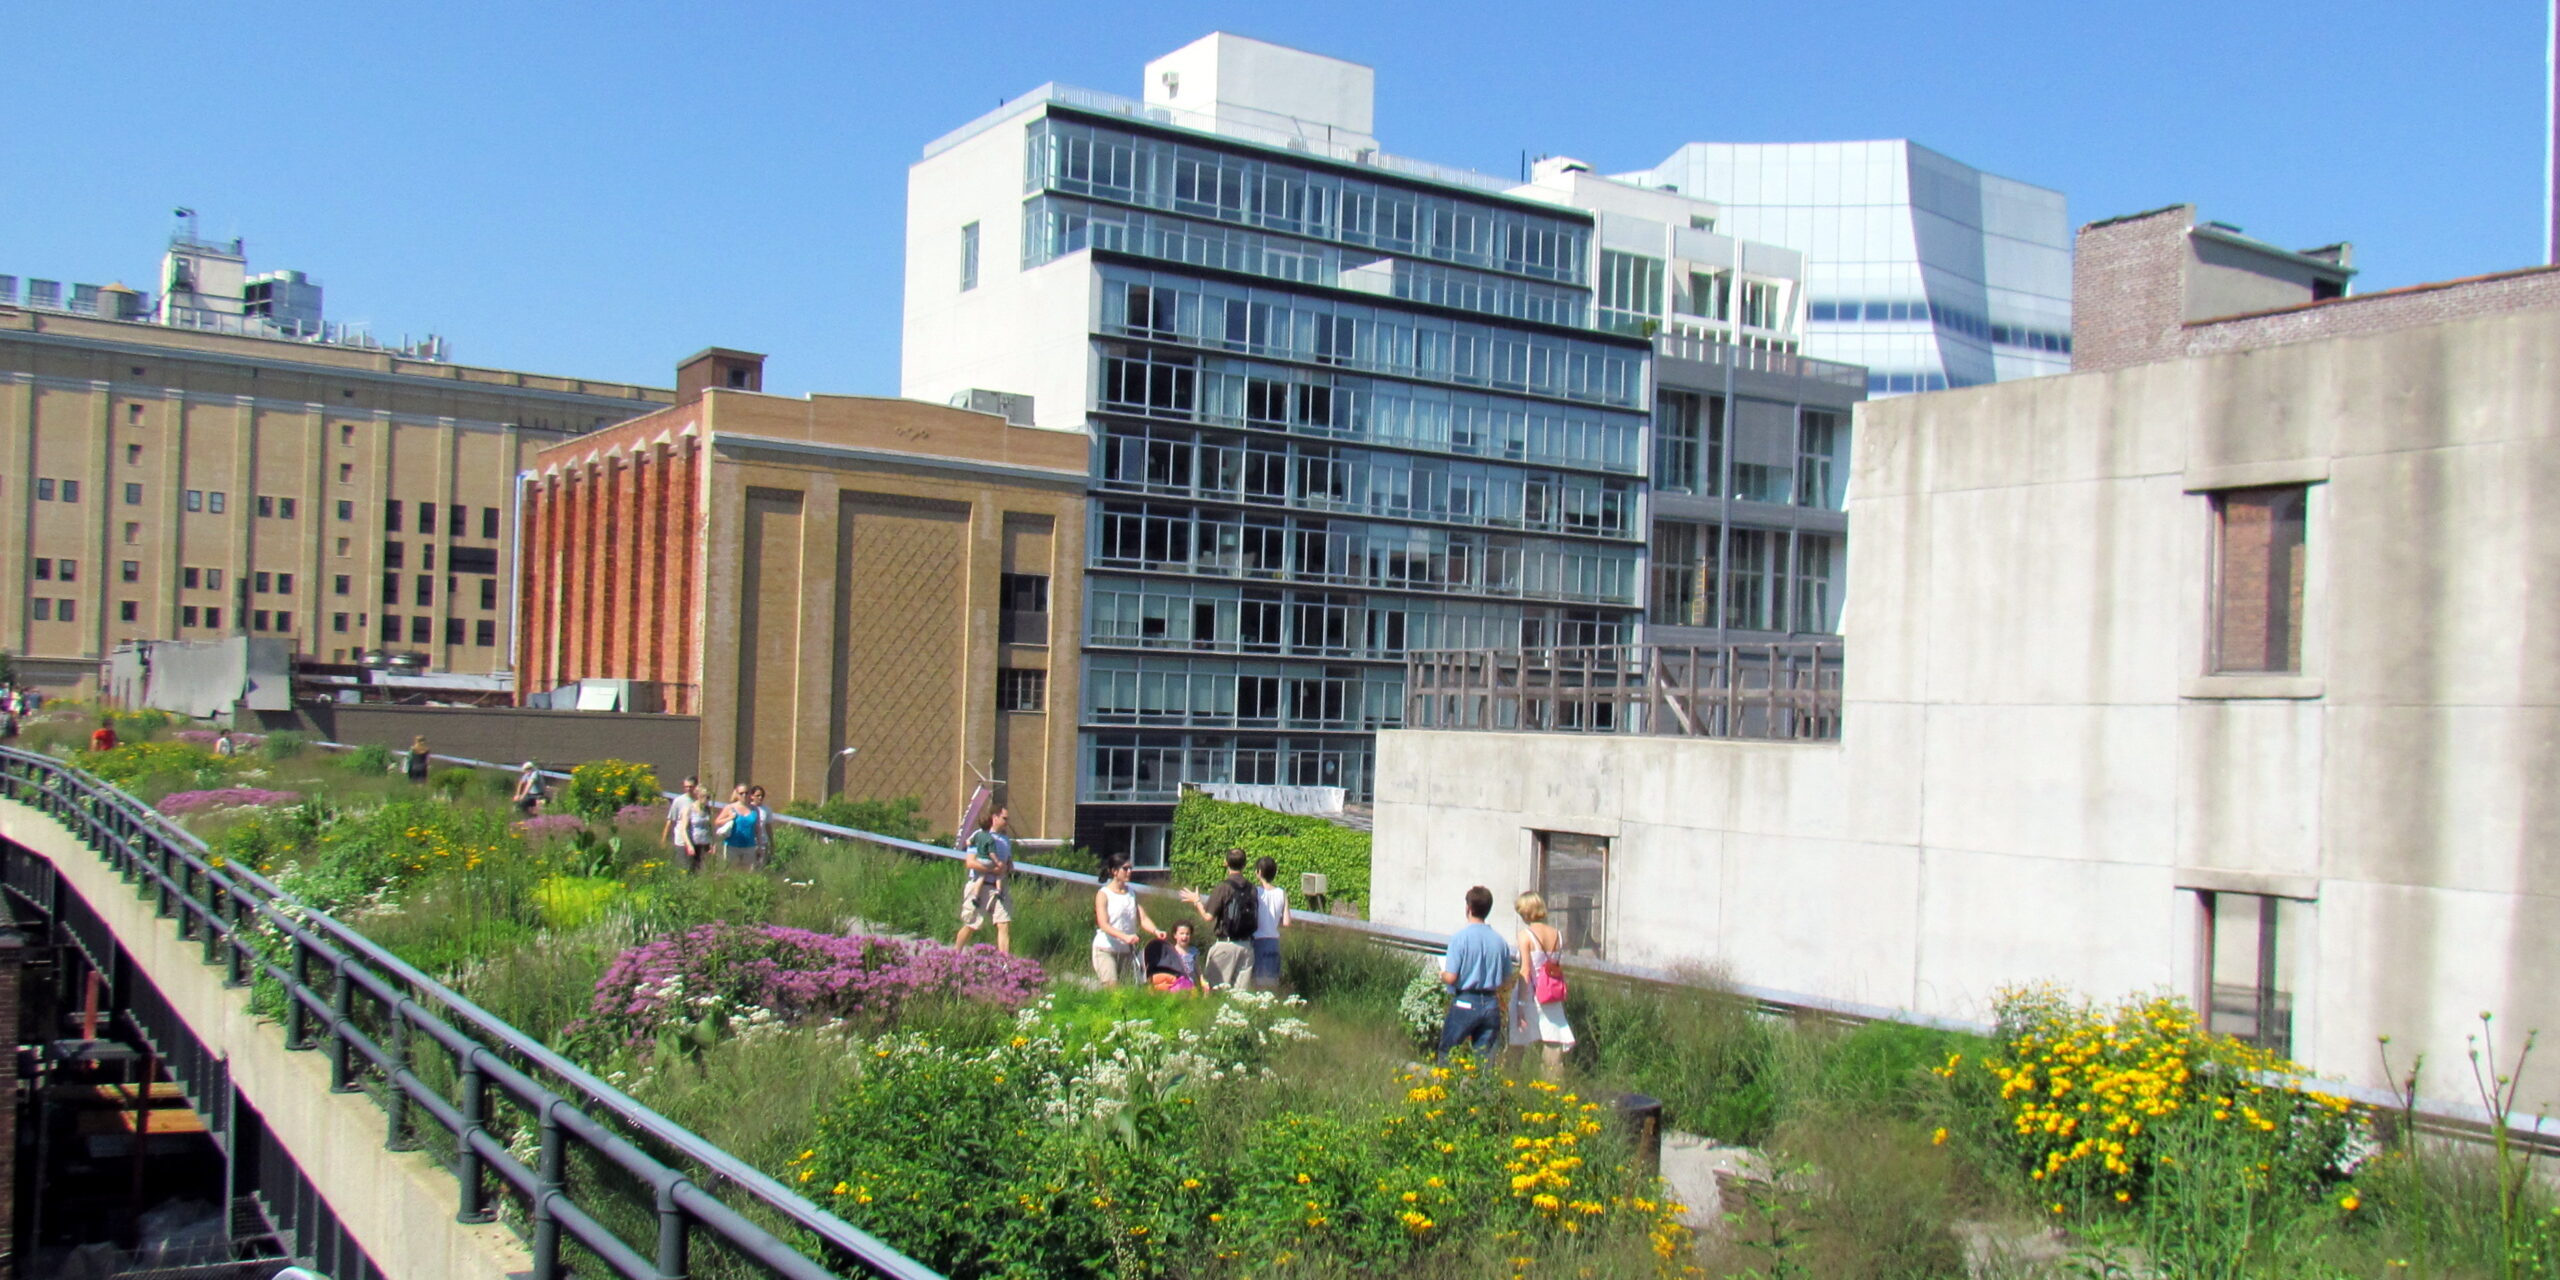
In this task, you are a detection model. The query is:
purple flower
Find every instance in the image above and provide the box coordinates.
[159,787,301,816]
[614,803,660,826]
[516,814,585,838]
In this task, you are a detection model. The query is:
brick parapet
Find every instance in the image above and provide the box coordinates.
[2182,266,2560,360]
[2070,204,2196,375]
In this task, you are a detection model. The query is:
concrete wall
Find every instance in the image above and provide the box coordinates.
[1374,299,2560,1105]
[252,703,701,782]
[0,798,529,1279]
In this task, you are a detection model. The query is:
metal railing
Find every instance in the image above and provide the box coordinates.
[1651,331,1871,390]
[1404,642,1843,740]
[0,746,940,1280]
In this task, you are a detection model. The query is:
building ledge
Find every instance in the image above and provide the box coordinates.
[2181,674,2323,701]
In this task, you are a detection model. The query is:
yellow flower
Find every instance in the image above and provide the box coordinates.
[1296,1172,1311,1184]
[1182,1178,1201,1189]
[1931,1127,1948,1146]
[2341,1192,2361,1212]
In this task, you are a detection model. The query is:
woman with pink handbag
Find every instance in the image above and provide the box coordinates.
[1509,892,1577,1074]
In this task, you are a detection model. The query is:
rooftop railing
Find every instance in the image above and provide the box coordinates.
[922,82,1519,194]
[1404,642,1844,740]
[1652,331,1870,391]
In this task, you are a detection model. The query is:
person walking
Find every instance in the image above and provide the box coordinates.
[665,778,714,874]
[402,735,432,783]
[1508,892,1576,1075]
[1090,855,1164,985]
[1436,885,1515,1065]
[1250,855,1291,991]
[717,785,774,870]
[955,806,1016,954]
[1178,848,1258,992]
[512,761,547,815]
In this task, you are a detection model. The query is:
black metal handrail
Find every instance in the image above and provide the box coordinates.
[0,746,940,1280]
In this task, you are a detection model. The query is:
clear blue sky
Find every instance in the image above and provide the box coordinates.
[7,1,2548,396]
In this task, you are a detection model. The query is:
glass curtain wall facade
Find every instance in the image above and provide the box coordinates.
[1619,141,2070,396]
[1030,113,1650,832]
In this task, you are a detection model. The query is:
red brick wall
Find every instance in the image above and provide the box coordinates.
[516,424,706,712]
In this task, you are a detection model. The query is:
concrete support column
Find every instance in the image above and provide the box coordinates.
[0,917,22,1280]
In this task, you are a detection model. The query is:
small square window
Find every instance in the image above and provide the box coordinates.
[278,572,294,594]
[385,499,403,528]
[57,559,75,582]
[185,489,203,512]
[31,558,50,581]
[279,497,297,520]
[206,491,223,513]
[1534,830,1610,959]
[481,507,500,539]
[418,502,436,534]
[449,504,467,537]
[206,568,223,591]
[340,424,355,445]
[59,599,76,622]
[380,615,400,642]
[257,495,275,518]
[60,480,77,503]
[183,567,201,589]
[409,616,431,643]
[35,599,53,621]
[480,578,498,609]
[35,479,53,501]
[338,462,354,483]
[422,544,437,572]
[123,523,139,545]
[127,403,144,424]
[996,668,1047,712]
[382,574,400,604]
[334,574,350,596]
[118,600,137,622]
[182,605,199,627]
[123,482,142,505]
[332,612,349,633]
[252,609,270,632]
[383,540,404,568]
[415,578,433,606]
[205,607,221,628]
[254,571,271,593]
[120,561,138,583]
[475,619,496,646]
[445,617,464,645]
[125,443,142,464]
[276,610,293,632]
[337,500,353,521]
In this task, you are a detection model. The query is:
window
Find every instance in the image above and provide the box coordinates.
[183,567,201,589]
[252,609,270,632]
[185,489,203,511]
[277,572,294,593]
[206,568,224,591]
[118,600,137,622]
[384,499,403,528]
[422,544,436,572]
[445,617,464,645]
[481,507,500,539]
[997,668,1048,712]
[125,443,142,464]
[276,611,293,632]
[1795,535,1841,634]
[340,424,355,446]
[448,503,466,537]
[334,538,349,557]
[182,605,199,627]
[61,480,79,503]
[1795,410,1845,510]
[338,462,354,483]
[127,403,144,424]
[204,607,219,628]
[1535,831,1609,959]
[479,578,498,609]
[280,497,297,520]
[380,615,400,642]
[124,483,142,505]
[1000,572,1050,644]
[333,612,349,633]
[452,545,496,574]
[254,571,271,593]
[1596,251,1663,334]
[383,540,405,568]
[56,559,73,582]
[257,495,275,518]
[31,599,49,621]
[334,574,350,596]
[123,523,139,545]
[415,577,433,606]
[409,616,431,643]
[475,619,497,646]
[417,502,435,534]
[960,221,981,291]
[57,599,74,622]
[35,479,53,501]
[206,490,223,513]
[337,500,353,521]
[382,574,400,604]
[2197,890,2303,1055]
[30,559,49,581]
[1107,823,1170,871]
[120,560,138,583]
[2211,486,2308,674]
[1739,281,1780,330]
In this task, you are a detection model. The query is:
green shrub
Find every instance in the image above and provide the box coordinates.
[78,739,235,789]
[561,758,658,822]
[259,730,308,761]
[1570,971,1781,1143]
[342,742,395,775]
[1168,789,1370,911]
[429,767,477,798]
[783,794,931,842]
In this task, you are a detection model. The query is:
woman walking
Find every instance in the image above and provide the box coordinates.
[511,761,546,815]
[1509,892,1576,1075]
[402,735,432,783]
[717,785,774,870]
[1090,856,1165,985]
[665,778,714,874]
[1250,855,1291,990]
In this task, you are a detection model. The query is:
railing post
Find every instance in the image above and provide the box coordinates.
[533,1106,566,1280]
[457,1058,491,1223]
[223,892,247,987]
[328,962,355,1092]
[655,1179,691,1280]
[285,935,311,1050]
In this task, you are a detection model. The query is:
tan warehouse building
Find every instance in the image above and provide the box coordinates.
[515,352,1087,837]
[0,304,672,689]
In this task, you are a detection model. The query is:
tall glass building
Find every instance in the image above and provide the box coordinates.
[1617,141,2071,395]
[903,34,1657,859]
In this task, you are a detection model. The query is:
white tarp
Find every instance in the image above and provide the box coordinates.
[1193,783,1346,816]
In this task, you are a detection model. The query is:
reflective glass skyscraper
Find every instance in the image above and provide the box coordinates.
[1618,141,2071,395]
[903,34,1655,859]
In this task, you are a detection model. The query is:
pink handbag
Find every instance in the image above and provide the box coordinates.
[1532,955,1568,1005]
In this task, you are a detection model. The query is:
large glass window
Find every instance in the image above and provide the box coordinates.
[1093,502,1638,607]
[1723,528,1788,631]
[1534,831,1609,959]
[1597,251,1664,336]
[1649,521,1709,629]
[1794,534,1841,634]
[959,222,980,291]
[1795,410,1845,510]
[1083,731,1377,803]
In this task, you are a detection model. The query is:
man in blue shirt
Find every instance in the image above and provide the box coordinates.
[1437,885,1515,1063]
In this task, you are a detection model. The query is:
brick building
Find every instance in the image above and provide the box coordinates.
[515,351,1088,836]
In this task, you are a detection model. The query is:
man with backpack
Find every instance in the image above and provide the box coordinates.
[1179,847,1259,992]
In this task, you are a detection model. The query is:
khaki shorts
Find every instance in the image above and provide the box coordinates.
[960,883,1012,929]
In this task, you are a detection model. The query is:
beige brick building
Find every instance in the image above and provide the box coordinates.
[0,305,670,690]
[516,354,1088,837]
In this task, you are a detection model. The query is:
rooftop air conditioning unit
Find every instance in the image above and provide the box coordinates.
[950,388,1036,427]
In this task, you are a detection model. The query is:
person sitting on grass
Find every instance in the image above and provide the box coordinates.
[90,719,118,753]
[1145,922,1203,995]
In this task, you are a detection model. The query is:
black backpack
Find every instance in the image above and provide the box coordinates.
[1217,875,1259,940]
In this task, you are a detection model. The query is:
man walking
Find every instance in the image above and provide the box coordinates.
[1181,848,1259,992]
[1436,885,1514,1064]
[955,806,1016,954]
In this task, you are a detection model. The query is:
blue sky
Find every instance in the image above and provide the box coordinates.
[6,1,2548,396]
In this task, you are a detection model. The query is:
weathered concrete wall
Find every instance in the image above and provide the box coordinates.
[0,799,530,1279]
[1375,300,2560,1104]
[251,702,700,782]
